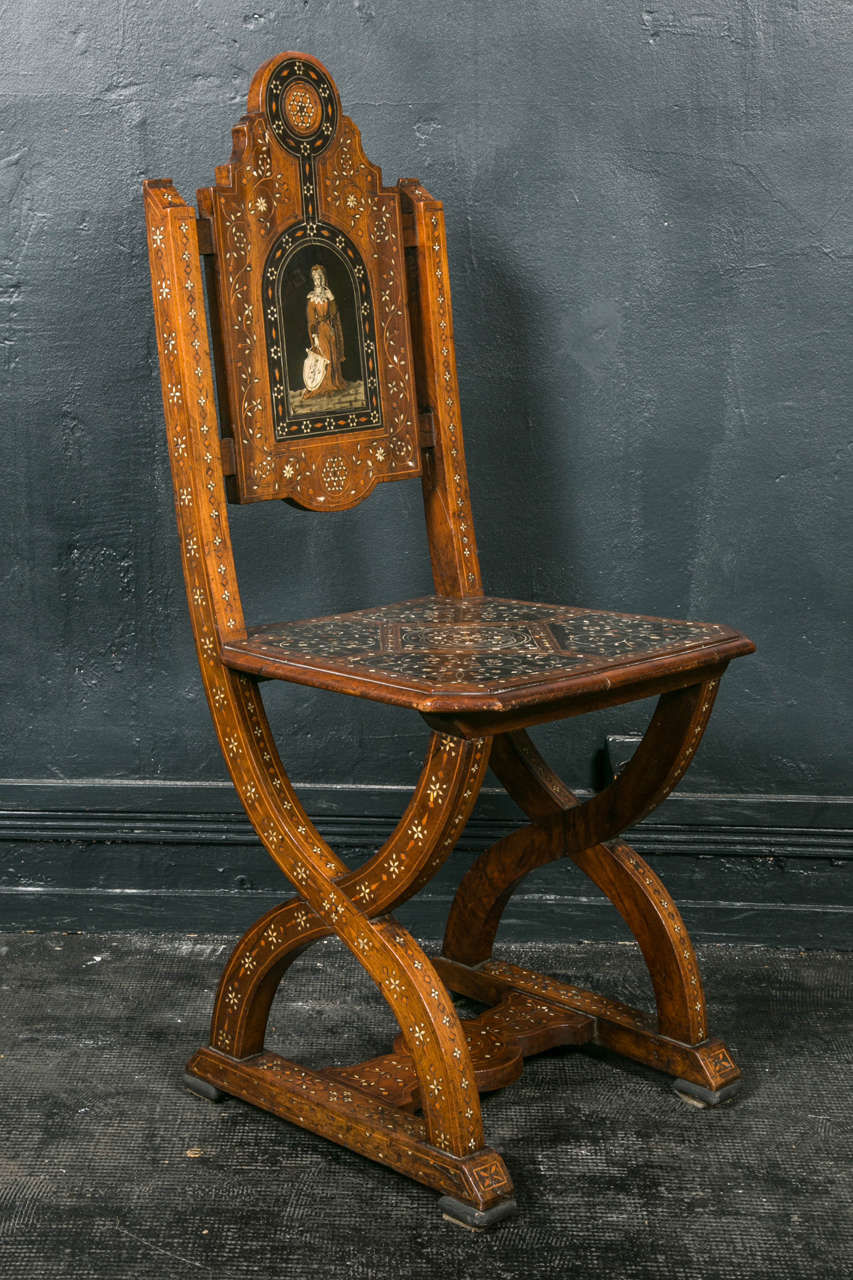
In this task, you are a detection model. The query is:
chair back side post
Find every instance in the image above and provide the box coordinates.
[399,181,483,599]
[144,179,248,652]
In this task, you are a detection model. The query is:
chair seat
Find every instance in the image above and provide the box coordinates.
[222,596,753,716]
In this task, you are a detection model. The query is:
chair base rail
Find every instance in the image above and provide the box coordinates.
[184,957,739,1225]
[434,956,742,1095]
[185,1044,515,1218]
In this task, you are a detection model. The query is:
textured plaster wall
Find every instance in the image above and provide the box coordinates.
[2,1,851,800]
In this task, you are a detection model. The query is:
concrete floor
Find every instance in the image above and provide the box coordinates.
[0,933,850,1279]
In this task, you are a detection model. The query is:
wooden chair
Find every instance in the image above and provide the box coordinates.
[143,52,754,1229]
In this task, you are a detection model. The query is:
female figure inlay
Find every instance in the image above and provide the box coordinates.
[302,264,346,399]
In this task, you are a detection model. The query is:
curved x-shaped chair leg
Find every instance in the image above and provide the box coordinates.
[184,671,516,1219]
[436,680,742,1103]
[204,724,489,1060]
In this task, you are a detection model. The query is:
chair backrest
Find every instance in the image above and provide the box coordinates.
[197,52,426,510]
[145,52,482,606]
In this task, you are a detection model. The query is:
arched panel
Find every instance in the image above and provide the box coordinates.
[199,52,421,509]
[264,227,382,441]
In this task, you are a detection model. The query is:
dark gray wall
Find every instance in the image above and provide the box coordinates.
[3,3,851,827]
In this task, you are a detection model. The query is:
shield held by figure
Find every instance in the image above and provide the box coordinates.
[303,346,328,392]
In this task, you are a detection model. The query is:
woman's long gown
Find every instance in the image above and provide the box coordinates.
[303,295,346,400]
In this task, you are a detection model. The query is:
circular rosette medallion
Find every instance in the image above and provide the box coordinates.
[283,80,322,135]
[321,455,349,494]
[265,57,338,156]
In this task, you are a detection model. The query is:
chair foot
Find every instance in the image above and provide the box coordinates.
[438,1195,518,1231]
[183,1070,229,1103]
[673,1076,740,1108]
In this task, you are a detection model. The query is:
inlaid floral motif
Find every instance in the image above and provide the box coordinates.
[426,209,477,589]
[325,123,375,229]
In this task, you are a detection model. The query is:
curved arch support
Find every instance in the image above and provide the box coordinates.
[442,681,720,1043]
[210,725,490,1059]
[209,679,495,1156]
[197,671,493,1158]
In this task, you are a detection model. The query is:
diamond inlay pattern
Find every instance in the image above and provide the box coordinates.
[226,596,736,700]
